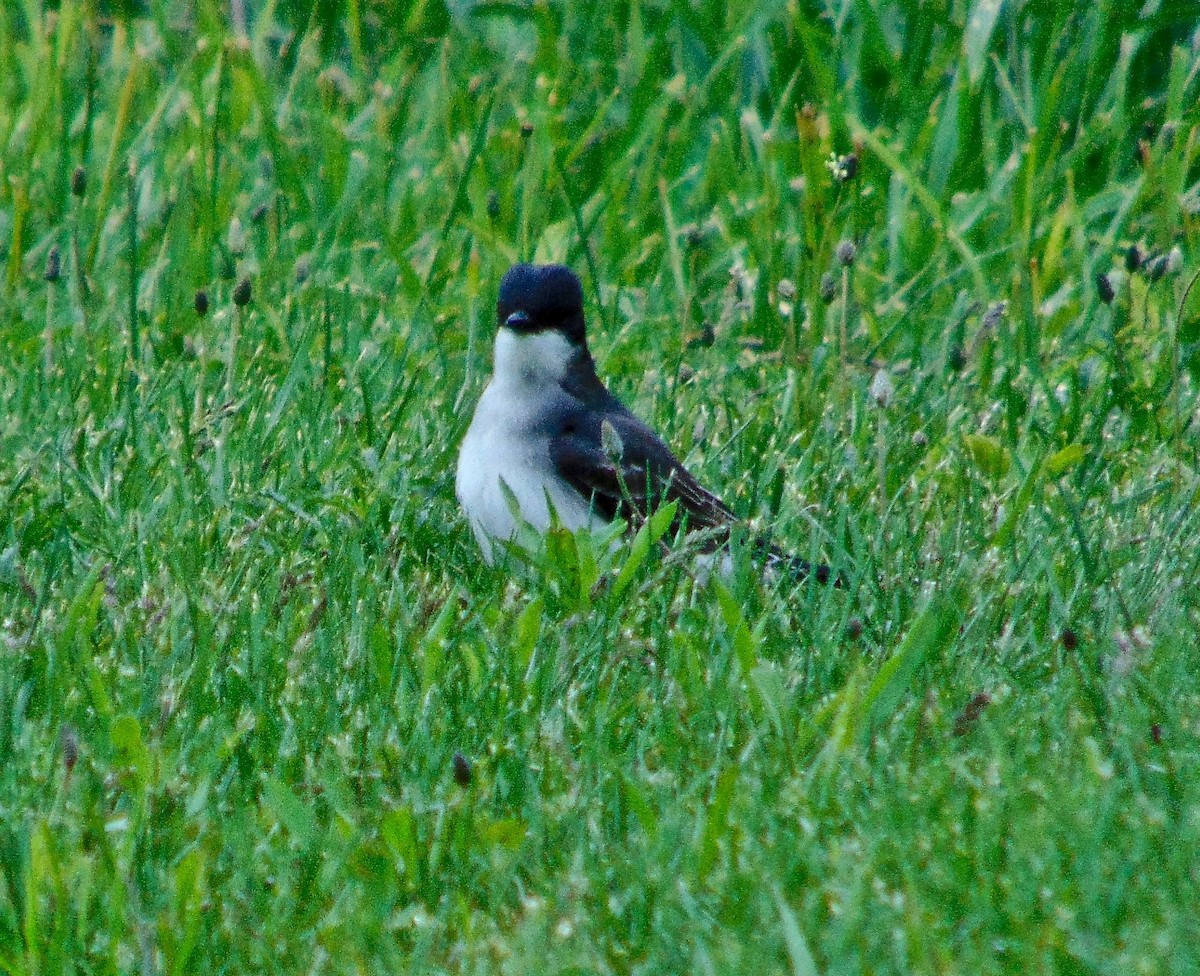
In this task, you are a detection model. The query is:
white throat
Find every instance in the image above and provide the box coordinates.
[492,328,577,389]
[456,327,596,563]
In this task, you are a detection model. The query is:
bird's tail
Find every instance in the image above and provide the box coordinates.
[670,523,843,587]
[757,540,844,587]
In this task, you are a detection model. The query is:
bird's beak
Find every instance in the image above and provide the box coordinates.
[504,310,533,331]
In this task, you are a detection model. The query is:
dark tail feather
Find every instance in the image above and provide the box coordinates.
[684,526,844,587]
[760,542,845,587]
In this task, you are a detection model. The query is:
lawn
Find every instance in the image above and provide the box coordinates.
[2,1,1200,972]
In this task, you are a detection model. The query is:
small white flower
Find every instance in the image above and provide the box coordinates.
[825,152,858,182]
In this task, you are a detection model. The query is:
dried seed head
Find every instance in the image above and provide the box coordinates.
[194,290,209,316]
[520,121,534,139]
[233,278,252,307]
[1151,723,1162,744]
[685,322,715,349]
[1096,272,1114,304]
[680,223,705,250]
[952,692,992,736]
[777,278,797,301]
[1125,244,1144,272]
[981,300,1007,330]
[452,752,471,787]
[44,246,61,283]
[60,725,79,776]
[251,203,270,225]
[1060,628,1077,650]
[1144,254,1169,282]
[835,239,857,266]
[819,271,837,303]
[71,165,87,197]
[912,430,929,448]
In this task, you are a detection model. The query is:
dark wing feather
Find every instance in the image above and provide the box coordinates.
[549,406,735,532]
[548,383,842,585]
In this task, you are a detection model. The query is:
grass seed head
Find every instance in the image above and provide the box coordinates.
[681,222,706,250]
[233,278,252,307]
[981,301,1007,330]
[1144,254,1169,282]
[452,752,472,787]
[952,692,992,736]
[60,725,79,776]
[819,271,836,303]
[194,290,209,316]
[44,246,61,283]
[227,217,246,256]
[869,369,894,408]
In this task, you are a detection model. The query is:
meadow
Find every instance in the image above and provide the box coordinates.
[2,0,1200,972]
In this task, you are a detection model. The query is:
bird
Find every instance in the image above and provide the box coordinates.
[455,263,836,584]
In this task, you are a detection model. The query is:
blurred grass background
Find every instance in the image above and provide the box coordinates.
[2,0,1200,972]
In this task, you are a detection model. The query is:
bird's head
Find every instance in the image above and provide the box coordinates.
[493,264,590,386]
[497,264,587,345]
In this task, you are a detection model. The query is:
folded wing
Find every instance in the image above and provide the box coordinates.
[549,407,735,532]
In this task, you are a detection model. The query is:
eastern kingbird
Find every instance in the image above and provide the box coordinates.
[456,263,835,583]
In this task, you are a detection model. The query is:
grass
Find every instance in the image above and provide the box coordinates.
[2,0,1200,972]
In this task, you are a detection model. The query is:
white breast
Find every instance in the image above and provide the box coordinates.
[455,331,601,563]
